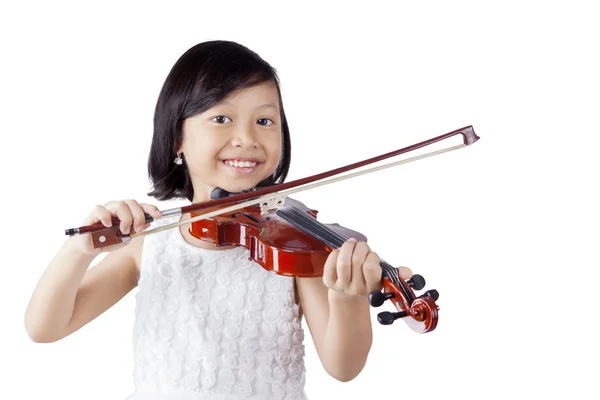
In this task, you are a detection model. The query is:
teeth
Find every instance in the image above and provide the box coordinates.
[225,160,257,168]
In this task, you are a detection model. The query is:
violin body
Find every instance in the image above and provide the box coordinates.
[189,196,438,333]
[189,197,367,278]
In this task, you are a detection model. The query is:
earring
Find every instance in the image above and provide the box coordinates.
[174,153,183,165]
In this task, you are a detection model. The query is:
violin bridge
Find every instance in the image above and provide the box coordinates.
[260,196,286,215]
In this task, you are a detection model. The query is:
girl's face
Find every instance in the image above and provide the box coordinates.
[179,81,283,202]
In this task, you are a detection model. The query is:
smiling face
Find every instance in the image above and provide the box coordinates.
[178,81,283,202]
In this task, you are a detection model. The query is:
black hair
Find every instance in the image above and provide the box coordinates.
[147,40,291,202]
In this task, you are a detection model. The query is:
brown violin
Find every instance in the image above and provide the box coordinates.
[65,125,480,333]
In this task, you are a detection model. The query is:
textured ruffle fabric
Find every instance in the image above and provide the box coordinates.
[126,391,307,400]
[127,216,307,400]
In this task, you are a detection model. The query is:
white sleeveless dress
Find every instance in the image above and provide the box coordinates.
[125,216,308,400]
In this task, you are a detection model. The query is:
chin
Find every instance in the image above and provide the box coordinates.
[219,180,262,194]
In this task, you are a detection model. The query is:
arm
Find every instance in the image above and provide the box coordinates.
[297,238,413,382]
[24,199,159,343]
[296,276,373,382]
[24,237,142,343]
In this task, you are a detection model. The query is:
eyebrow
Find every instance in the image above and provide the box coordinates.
[257,103,278,110]
[218,101,278,110]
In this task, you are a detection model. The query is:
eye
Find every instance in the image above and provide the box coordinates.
[212,116,232,124]
[257,118,274,126]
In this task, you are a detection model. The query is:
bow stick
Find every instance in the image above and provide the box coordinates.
[65,125,479,247]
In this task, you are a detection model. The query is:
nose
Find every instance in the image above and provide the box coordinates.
[230,122,258,149]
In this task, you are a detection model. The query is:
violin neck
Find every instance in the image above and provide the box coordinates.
[276,206,403,285]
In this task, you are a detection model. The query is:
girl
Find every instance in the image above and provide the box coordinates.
[24,40,412,400]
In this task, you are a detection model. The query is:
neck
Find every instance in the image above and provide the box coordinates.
[190,185,217,204]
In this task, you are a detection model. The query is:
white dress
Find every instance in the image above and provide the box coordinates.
[125,216,308,400]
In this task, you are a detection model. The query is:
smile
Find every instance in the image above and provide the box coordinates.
[223,159,259,168]
[221,158,262,174]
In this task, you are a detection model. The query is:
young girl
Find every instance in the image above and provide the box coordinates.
[24,40,412,400]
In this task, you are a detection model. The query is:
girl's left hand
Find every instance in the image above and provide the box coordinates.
[323,238,413,297]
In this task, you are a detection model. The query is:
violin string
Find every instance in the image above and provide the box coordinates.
[281,207,411,305]
[260,207,417,307]
[281,207,401,287]
[283,207,347,248]
[288,207,401,286]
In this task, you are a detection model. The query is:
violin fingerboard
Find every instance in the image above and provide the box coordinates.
[277,206,414,301]
[276,207,346,249]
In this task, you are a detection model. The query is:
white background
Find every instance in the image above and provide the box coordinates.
[1,1,599,399]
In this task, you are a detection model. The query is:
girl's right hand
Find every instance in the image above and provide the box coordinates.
[72,200,163,255]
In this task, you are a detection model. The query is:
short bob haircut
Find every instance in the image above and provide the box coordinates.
[147,40,291,202]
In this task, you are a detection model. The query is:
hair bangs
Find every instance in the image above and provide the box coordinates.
[183,53,278,119]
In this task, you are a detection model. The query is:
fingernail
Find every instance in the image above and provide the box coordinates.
[347,237,357,242]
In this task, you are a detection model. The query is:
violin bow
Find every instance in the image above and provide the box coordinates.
[65,125,479,247]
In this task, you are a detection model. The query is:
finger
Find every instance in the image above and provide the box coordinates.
[322,250,339,289]
[90,205,113,227]
[349,241,369,293]
[363,251,383,292]
[106,201,133,235]
[139,203,162,230]
[336,238,357,289]
[124,199,147,233]
[141,203,162,220]
[397,266,413,280]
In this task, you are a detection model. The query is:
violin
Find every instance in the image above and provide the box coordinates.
[65,125,480,333]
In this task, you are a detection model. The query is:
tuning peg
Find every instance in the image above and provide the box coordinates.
[377,311,408,325]
[407,274,426,290]
[369,290,395,307]
[420,289,439,301]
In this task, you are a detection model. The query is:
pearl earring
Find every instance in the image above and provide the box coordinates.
[174,154,183,165]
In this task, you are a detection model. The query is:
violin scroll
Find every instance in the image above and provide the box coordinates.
[369,263,439,333]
